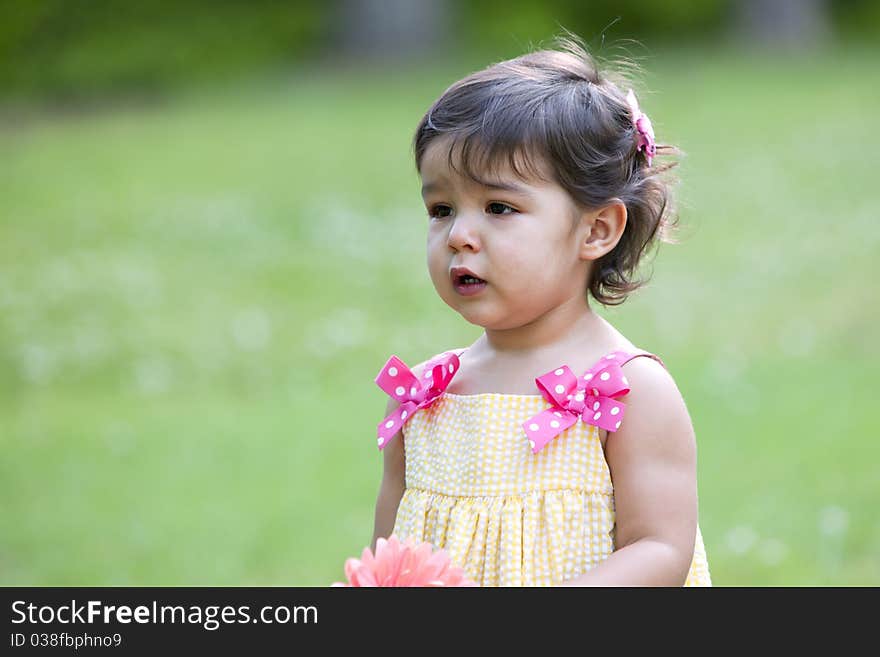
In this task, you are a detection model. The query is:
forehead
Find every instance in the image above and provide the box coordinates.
[419,136,555,194]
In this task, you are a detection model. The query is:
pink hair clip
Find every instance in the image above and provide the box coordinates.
[626,89,656,166]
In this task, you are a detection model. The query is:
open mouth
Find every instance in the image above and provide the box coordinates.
[452,272,487,296]
[456,274,485,285]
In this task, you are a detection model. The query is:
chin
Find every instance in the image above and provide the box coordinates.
[459,313,491,328]
[456,307,512,330]
[442,298,488,327]
[439,289,511,330]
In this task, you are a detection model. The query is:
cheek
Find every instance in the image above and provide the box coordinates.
[506,240,571,291]
[426,234,448,283]
[503,237,555,275]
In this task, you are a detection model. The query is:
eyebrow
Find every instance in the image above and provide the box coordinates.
[421,178,533,198]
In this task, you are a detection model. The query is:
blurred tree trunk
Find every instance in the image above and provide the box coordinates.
[731,0,831,48]
[330,0,453,60]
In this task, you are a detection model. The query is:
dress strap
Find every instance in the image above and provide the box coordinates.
[590,349,667,372]
[423,346,468,370]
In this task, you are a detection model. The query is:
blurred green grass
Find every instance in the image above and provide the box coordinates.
[1,45,878,586]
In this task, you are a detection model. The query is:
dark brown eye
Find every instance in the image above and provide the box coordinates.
[428,205,452,218]
[487,202,516,215]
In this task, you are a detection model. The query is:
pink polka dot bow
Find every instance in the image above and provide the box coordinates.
[374,352,460,450]
[522,354,631,454]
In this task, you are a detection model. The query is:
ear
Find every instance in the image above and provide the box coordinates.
[577,199,627,262]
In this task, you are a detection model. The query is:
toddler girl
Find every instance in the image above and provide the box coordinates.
[369,36,711,586]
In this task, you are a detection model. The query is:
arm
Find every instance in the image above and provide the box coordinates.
[370,360,426,552]
[559,356,698,586]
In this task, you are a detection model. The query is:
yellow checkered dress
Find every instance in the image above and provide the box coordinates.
[392,354,712,587]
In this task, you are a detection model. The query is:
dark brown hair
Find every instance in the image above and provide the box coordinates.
[413,35,680,307]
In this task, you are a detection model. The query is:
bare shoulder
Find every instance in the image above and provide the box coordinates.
[622,355,690,417]
[605,355,696,462]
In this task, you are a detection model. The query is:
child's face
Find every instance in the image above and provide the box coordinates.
[420,138,592,331]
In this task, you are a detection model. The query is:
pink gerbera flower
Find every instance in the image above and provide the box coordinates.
[333,535,476,587]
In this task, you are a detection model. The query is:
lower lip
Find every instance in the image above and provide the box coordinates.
[453,280,487,296]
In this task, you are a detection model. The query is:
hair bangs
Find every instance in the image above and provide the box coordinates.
[441,131,552,188]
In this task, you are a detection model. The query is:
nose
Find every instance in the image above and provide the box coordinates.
[446,210,481,252]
